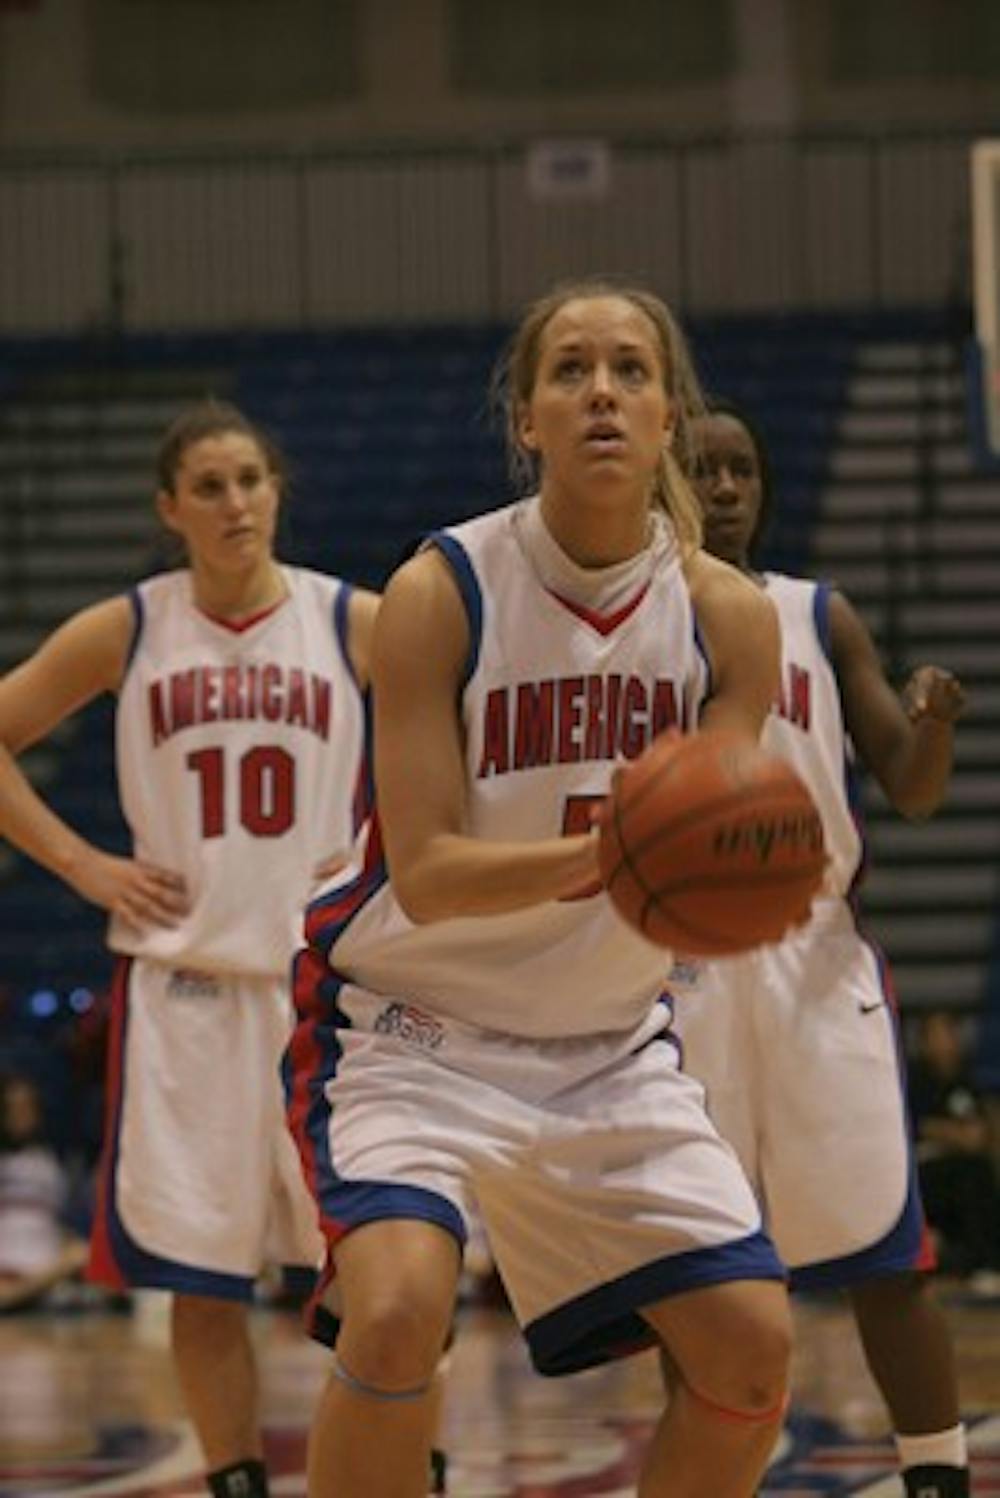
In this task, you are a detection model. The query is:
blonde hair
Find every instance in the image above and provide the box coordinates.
[492,277,704,555]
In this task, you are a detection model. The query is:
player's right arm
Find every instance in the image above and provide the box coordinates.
[685,551,780,741]
[373,549,599,924]
[829,591,964,819]
[0,598,189,925]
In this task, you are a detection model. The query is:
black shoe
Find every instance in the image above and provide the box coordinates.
[430,1447,448,1494]
[903,1464,970,1498]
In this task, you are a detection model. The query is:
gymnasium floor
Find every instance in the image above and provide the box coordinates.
[1,1283,998,1495]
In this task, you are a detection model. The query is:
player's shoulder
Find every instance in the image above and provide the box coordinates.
[128,568,202,633]
[761,570,825,614]
[430,500,520,564]
[283,563,345,599]
[686,549,770,617]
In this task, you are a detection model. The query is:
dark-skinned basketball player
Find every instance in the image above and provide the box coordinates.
[669,401,969,1498]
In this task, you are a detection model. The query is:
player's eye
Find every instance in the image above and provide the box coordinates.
[618,358,649,385]
[192,474,224,498]
[553,357,585,381]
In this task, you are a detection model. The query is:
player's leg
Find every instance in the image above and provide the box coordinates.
[172,1295,267,1494]
[850,1271,968,1498]
[308,1219,460,1498]
[757,917,970,1498]
[480,1032,789,1498]
[89,961,291,1494]
[641,1279,791,1497]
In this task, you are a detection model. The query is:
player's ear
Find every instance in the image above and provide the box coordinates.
[516,403,540,453]
[662,400,676,448]
[156,489,181,534]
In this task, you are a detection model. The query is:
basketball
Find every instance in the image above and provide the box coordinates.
[598,729,826,956]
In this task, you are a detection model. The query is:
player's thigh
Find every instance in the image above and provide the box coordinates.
[482,1044,773,1330]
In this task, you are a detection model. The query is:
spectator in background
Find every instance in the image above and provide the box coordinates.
[0,1071,88,1312]
[908,1010,1000,1297]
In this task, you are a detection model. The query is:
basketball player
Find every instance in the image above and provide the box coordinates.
[671,402,970,1498]
[0,402,377,1498]
[286,280,797,1498]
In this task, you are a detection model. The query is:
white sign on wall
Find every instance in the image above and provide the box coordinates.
[526,139,612,200]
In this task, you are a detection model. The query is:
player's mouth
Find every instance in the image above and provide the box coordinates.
[704,510,747,535]
[582,422,626,452]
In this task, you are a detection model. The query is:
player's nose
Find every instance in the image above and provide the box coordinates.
[221,479,249,512]
[588,363,616,405]
[712,463,739,499]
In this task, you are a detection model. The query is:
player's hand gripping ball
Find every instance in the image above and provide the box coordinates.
[598,729,826,955]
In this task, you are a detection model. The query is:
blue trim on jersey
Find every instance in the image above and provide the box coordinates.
[354,688,375,834]
[122,587,145,677]
[526,1229,785,1378]
[105,963,255,1302]
[304,853,389,958]
[333,582,359,689]
[812,580,834,663]
[789,1166,926,1292]
[692,616,713,703]
[428,532,483,688]
[318,1179,466,1251]
[283,958,351,1219]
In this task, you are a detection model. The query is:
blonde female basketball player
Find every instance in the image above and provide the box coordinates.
[0,401,377,1498]
[287,281,795,1498]
[672,401,969,1498]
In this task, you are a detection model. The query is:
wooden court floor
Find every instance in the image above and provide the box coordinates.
[1,1284,998,1496]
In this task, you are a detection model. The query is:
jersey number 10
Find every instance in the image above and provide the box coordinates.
[186,746,295,838]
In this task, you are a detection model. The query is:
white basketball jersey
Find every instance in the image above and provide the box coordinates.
[761,573,863,897]
[112,567,367,978]
[318,502,709,1039]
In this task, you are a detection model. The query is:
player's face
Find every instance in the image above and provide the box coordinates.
[518,296,673,500]
[690,413,762,568]
[157,432,280,571]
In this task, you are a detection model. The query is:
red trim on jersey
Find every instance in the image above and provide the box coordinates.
[548,582,650,636]
[86,958,131,1290]
[197,597,287,633]
[286,945,332,1203]
[303,815,385,949]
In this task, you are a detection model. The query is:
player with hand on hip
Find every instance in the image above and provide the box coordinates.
[0,401,377,1498]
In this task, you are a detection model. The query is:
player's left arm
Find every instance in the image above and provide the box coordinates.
[686,552,780,741]
[828,590,965,820]
[345,587,380,689]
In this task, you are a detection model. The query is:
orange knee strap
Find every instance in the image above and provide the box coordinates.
[686,1382,789,1427]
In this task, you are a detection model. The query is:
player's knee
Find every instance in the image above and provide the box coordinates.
[340,1291,449,1388]
[697,1300,792,1414]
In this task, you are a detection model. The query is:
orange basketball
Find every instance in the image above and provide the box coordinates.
[598,729,826,956]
